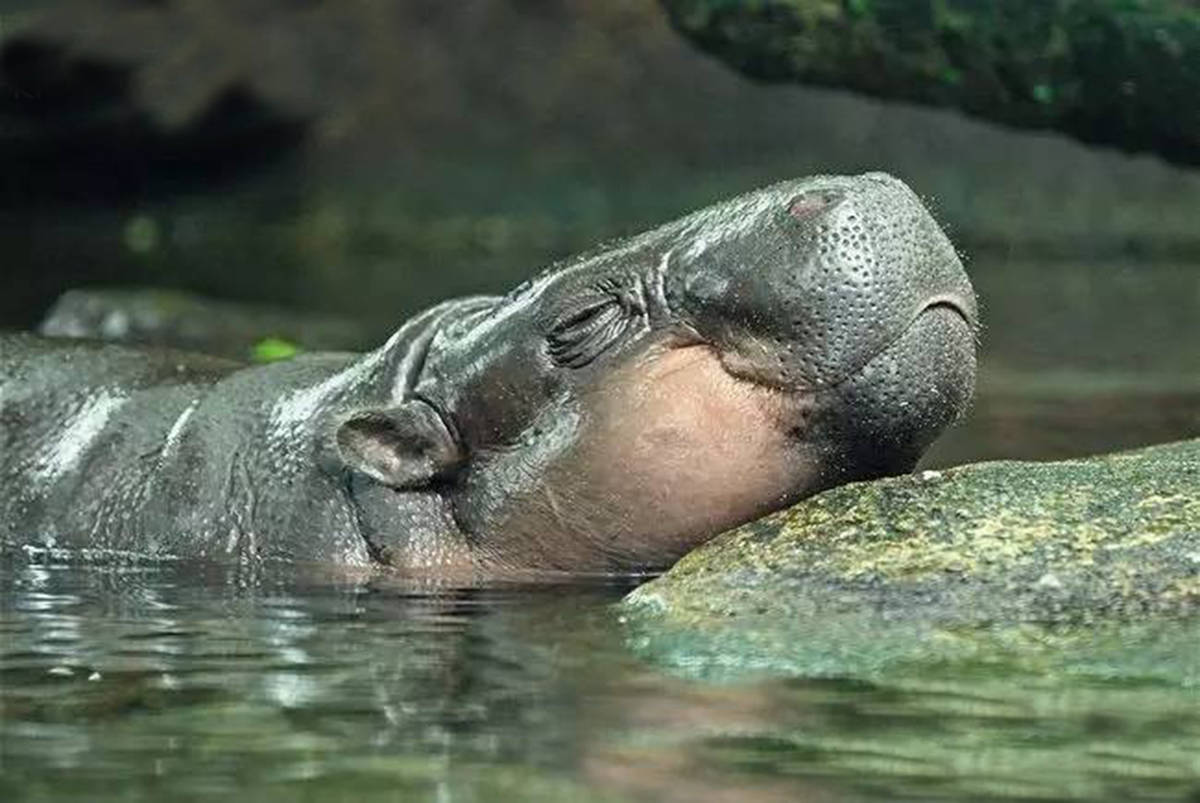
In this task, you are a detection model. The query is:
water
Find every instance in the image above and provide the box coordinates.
[1,255,1198,802]
[5,554,1200,802]
[0,559,639,803]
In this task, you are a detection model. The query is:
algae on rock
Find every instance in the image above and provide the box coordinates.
[622,438,1200,680]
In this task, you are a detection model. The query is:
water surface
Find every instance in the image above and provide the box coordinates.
[5,551,1200,802]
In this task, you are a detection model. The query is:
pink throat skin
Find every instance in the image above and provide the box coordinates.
[478,345,820,573]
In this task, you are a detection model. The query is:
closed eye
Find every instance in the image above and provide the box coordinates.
[547,297,630,368]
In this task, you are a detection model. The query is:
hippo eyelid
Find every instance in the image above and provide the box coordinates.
[546,296,631,368]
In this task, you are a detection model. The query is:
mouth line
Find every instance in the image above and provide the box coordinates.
[820,294,975,390]
[692,292,976,395]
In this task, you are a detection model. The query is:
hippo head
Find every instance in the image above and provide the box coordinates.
[334,173,977,574]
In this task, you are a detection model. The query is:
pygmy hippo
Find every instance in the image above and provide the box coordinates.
[1,173,977,577]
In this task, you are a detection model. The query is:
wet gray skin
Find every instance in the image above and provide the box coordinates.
[0,173,976,577]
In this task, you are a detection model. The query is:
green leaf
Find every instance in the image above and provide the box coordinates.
[252,337,301,363]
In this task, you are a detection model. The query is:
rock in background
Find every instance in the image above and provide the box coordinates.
[38,287,371,361]
[661,0,1200,167]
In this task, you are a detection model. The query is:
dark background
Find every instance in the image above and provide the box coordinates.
[2,0,1197,327]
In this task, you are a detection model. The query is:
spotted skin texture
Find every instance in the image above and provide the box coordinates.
[1,173,977,578]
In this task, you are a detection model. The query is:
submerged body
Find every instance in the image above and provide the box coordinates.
[1,173,977,576]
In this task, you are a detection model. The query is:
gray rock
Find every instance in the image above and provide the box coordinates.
[39,287,374,361]
[622,438,1200,679]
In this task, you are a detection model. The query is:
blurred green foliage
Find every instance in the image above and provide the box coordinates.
[251,336,301,363]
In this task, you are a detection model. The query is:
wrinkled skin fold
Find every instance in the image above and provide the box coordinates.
[0,173,977,578]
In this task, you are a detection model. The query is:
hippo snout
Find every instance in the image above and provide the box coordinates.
[673,172,976,392]
[814,302,976,481]
[780,175,975,383]
[785,174,977,477]
[662,171,977,485]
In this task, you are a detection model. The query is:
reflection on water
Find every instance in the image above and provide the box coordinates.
[0,555,633,802]
[4,551,1200,803]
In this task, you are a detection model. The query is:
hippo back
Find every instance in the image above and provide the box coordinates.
[0,335,243,553]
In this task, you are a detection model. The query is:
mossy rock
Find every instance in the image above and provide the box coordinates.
[661,0,1200,168]
[621,439,1200,680]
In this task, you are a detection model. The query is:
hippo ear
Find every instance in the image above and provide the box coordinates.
[335,401,463,489]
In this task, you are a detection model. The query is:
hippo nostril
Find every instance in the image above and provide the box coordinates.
[787,190,844,222]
